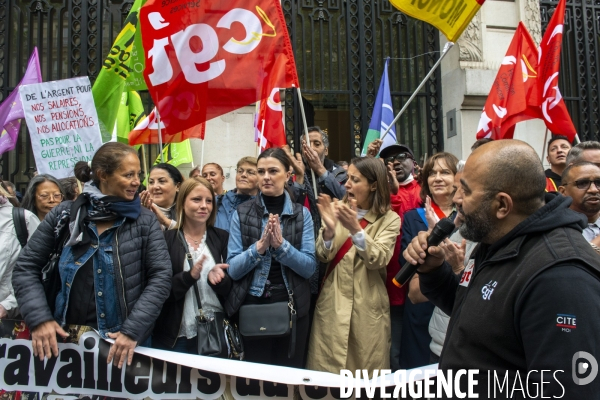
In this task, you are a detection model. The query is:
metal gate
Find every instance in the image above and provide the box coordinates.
[282,0,443,161]
[540,0,600,141]
[0,0,442,189]
[0,0,143,191]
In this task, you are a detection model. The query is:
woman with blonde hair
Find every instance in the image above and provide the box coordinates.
[307,157,400,373]
[152,177,231,354]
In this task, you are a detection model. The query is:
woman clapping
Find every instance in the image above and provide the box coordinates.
[307,157,400,374]
[153,177,230,354]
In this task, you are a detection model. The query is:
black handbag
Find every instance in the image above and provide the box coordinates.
[42,220,70,314]
[178,231,244,360]
[238,272,297,358]
[237,218,299,358]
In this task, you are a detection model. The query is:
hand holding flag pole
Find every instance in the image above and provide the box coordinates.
[380,42,455,144]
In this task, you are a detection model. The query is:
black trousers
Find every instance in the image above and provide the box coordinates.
[243,314,309,368]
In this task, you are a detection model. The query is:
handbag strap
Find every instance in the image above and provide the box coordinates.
[287,217,297,359]
[177,230,203,310]
[12,207,28,248]
[319,218,370,294]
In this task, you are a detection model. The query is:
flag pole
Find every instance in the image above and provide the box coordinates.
[295,86,319,198]
[381,42,454,143]
[540,127,549,163]
[258,119,265,158]
[156,108,164,163]
[200,138,205,169]
[141,144,149,179]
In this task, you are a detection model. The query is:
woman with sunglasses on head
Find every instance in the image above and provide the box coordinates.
[398,151,459,370]
[140,163,184,230]
[214,156,259,232]
[153,177,231,354]
[21,174,66,222]
[13,142,172,369]
[306,157,400,374]
[226,147,316,368]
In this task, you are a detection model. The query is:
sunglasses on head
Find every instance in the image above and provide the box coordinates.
[384,153,412,164]
[562,179,600,190]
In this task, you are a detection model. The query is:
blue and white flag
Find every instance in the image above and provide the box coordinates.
[361,58,396,156]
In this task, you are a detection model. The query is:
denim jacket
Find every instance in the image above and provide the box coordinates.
[54,219,124,338]
[226,192,316,296]
[214,189,254,232]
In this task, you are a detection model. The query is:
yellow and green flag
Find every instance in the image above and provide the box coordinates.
[112,91,145,144]
[389,0,484,42]
[154,140,193,167]
[92,0,145,142]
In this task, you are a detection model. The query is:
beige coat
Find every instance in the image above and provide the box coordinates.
[306,209,400,374]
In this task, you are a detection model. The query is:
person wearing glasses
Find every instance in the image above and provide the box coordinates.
[404,140,600,398]
[559,161,600,253]
[21,174,66,222]
[366,141,422,372]
[214,157,259,232]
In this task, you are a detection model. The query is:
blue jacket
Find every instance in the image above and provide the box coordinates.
[54,219,125,338]
[13,202,172,343]
[398,208,435,369]
[214,189,254,232]
[226,192,316,296]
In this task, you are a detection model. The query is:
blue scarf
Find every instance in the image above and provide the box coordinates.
[66,181,141,259]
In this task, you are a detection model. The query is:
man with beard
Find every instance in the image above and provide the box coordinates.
[559,162,600,253]
[366,139,422,372]
[545,135,572,190]
[403,139,600,398]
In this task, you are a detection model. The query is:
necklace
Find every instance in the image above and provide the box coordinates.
[184,231,203,246]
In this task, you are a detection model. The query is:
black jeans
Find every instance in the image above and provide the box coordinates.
[390,304,405,372]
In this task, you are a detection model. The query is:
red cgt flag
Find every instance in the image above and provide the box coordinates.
[537,0,577,141]
[134,0,299,145]
[476,23,540,140]
[255,88,286,151]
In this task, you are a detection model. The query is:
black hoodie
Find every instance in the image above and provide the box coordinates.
[419,193,600,399]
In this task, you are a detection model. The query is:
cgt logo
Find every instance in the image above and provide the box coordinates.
[572,351,598,385]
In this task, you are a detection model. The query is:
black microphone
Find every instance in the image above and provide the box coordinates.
[392,218,456,288]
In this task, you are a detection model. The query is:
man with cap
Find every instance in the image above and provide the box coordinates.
[367,138,422,372]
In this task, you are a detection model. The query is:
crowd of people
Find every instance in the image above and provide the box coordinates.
[1,126,599,396]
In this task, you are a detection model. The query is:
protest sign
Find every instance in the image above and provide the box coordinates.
[19,76,103,179]
[0,319,437,400]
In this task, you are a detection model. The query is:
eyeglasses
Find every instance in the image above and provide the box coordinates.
[562,179,600,190]
[236,168,257,176]
[384,153,412,165]
[37,193,63,201]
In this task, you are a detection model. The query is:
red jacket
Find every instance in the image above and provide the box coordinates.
[386,179,422,306]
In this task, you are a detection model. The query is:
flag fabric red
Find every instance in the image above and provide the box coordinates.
[137,0,299,144]
[476,23,540,140]
[255,87,286,151]
[129,107,205,144]
[537,0,576,141]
